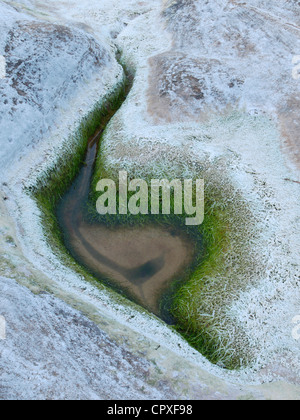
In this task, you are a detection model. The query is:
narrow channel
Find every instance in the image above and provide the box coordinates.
[56,70,196,320]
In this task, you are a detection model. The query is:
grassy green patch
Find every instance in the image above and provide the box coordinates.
[174,174,258,369]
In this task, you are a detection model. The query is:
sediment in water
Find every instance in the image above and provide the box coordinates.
[56,99,198,319]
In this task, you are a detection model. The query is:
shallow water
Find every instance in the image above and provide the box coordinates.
[63,221,194,316]
[56,106,196,319]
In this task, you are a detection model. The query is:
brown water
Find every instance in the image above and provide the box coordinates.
[56,122,196,319]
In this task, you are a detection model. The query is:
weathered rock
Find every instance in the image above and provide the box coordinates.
[0,3,114,174]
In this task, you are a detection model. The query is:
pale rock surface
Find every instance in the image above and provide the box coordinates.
[0,0,300,400]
